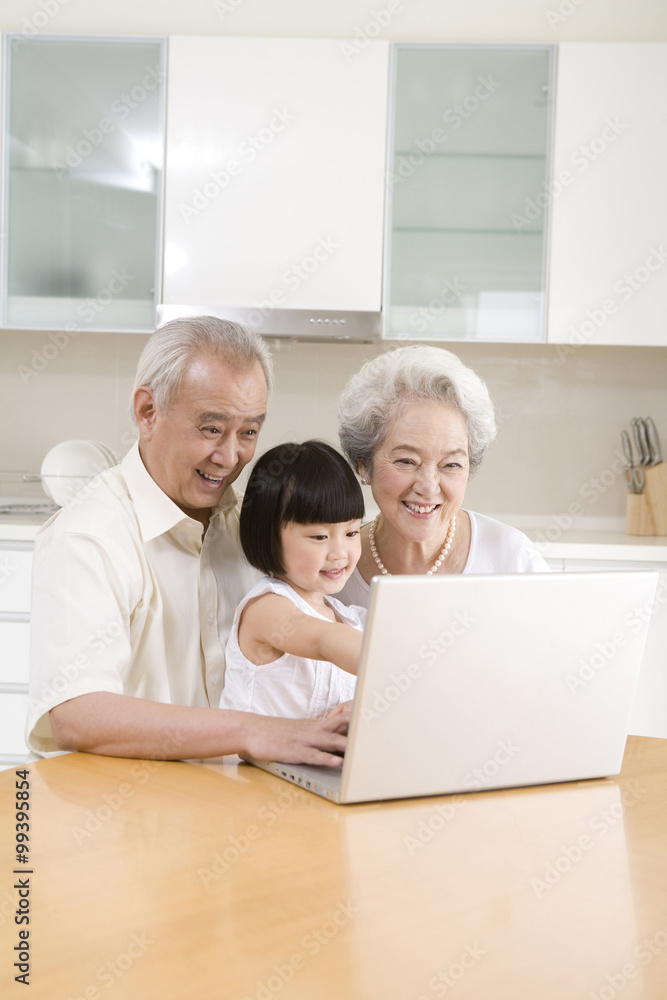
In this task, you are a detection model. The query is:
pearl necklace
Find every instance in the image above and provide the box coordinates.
[368,514,457,576]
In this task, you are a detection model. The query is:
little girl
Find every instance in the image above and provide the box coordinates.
[219,440,366,719]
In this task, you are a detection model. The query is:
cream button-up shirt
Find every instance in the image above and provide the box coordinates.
[26,442,260,754]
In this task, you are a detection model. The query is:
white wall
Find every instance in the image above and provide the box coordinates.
[1,0,665,42]
[2,0,667,521]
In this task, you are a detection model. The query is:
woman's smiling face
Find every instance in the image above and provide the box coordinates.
[365,399,470,542]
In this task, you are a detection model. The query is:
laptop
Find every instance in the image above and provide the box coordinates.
[240,571,658,804]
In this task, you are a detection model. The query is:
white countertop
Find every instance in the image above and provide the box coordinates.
[489,514,667,563]
[530,531,667,562]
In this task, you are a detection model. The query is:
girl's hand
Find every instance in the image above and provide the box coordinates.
[327,700,353,721]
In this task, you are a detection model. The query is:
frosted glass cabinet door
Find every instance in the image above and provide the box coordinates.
[163,37,389,313]
[3,35,166,332]
[385,45,554,342]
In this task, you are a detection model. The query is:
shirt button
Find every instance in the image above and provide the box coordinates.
[206,614,214,626]
[210,674,220,686]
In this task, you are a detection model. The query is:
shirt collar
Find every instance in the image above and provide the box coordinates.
[121,441,239,543]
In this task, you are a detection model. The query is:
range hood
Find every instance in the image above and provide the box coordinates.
[157,305,382,343]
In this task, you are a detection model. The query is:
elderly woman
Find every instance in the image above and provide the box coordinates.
[336,345,547,608]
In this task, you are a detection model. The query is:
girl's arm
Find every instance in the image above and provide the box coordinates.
[239,594,363,675]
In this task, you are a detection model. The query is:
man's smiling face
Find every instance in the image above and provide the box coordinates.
[135,352,268,524]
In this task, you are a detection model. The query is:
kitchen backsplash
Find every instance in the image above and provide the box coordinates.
[2,327,667,519]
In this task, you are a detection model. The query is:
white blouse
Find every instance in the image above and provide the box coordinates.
[337,510,550,609]
[220,577,366,719]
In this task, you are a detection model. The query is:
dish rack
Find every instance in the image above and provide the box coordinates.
[0,472,57,516]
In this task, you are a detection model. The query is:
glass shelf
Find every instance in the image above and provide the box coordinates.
[384,44,554,343]
[2,34,166,332]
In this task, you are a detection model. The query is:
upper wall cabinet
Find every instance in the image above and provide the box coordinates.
[384,45,554,342]
[2,34,166,332]
[548,44,667,348]
[162,37,389,336]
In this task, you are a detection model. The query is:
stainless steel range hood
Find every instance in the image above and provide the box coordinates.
[157,305,382,343]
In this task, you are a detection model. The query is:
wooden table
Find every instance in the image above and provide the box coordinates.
[1,737,666,999]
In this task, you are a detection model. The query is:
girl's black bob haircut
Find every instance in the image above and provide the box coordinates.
[240,440,364,577]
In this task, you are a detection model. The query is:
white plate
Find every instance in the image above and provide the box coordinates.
[40,440,115,507]
[87,440,119,468]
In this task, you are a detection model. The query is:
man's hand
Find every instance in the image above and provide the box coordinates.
[240,711,349,767]
[49,692,350,765]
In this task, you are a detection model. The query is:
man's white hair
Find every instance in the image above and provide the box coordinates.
[131,315,273,417]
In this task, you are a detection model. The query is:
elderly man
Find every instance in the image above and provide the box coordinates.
[26,316,348,765]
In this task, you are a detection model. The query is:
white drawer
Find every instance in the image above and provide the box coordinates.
[0,545,33,614]
[0,621,30,685]
[0,693,29,756]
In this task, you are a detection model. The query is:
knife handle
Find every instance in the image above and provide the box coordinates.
[645,417,663,465]
[632,419,646,464]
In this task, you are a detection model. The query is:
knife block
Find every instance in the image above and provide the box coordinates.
[626,462,667,536]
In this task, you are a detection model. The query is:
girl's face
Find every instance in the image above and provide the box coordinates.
[278,520,362,597]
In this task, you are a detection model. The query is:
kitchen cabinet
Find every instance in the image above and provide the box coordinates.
[0,541,32,768]
[2,34,166,332]
[548,43,667,347]
[1,36,665,348]
[162,36,389,337]
[383,44,554,342]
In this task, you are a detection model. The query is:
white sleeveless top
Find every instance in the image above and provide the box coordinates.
[220,577,365,719]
